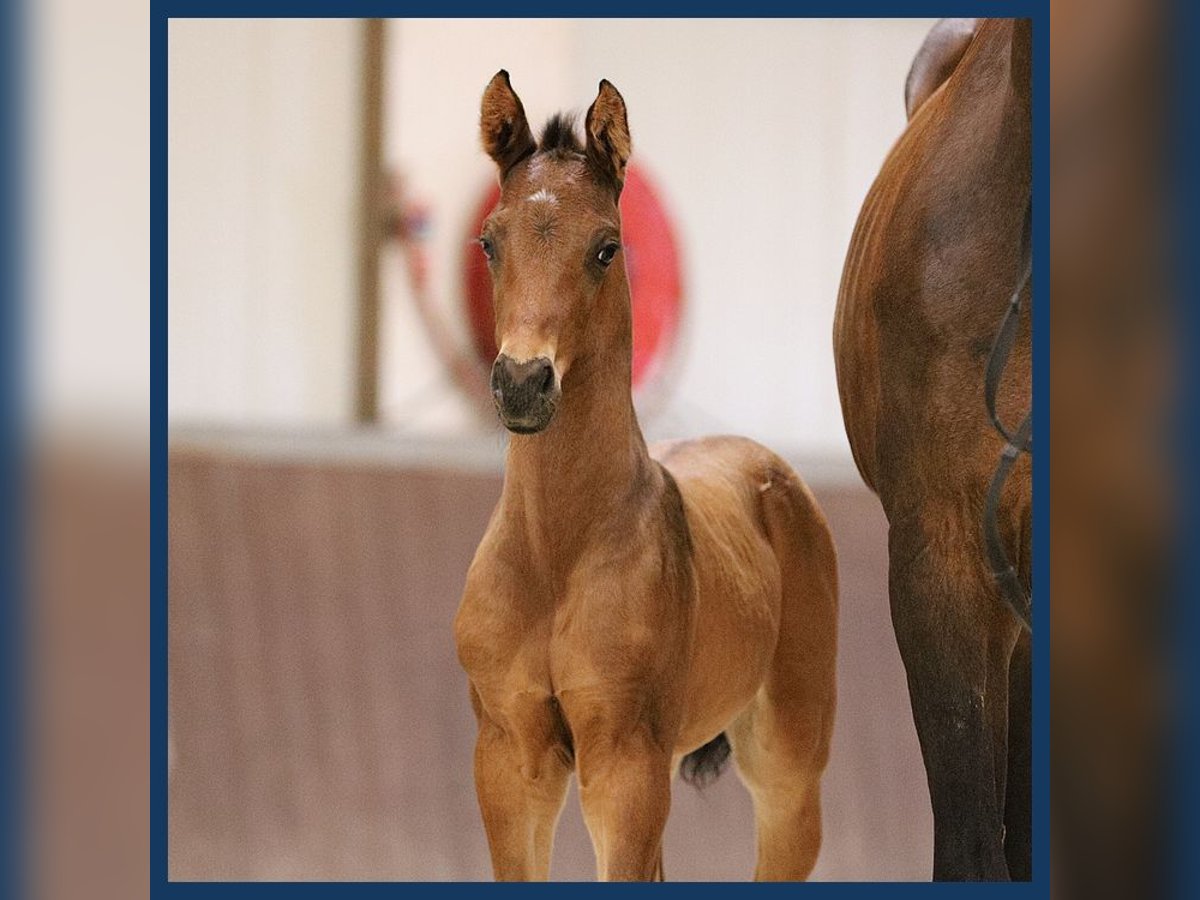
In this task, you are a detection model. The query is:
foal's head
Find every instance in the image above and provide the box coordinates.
[477,71,632,435]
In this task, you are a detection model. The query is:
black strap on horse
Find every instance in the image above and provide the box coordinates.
[982,200,1033,633]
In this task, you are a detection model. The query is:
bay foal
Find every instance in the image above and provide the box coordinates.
[454,72,838,881]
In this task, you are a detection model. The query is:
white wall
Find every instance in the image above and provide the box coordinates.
[30,0,150,434]
[168,19,361,425]
[381,19,935,463]
[165,18,935,464]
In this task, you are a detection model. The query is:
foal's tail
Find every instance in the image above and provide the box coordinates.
[680,732,732,788]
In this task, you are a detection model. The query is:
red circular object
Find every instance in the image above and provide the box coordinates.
[462,164,683,388]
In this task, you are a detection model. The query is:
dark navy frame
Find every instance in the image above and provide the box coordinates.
[2,0,25,896]
[150,3,1051,895]
[1175,1,1200,899]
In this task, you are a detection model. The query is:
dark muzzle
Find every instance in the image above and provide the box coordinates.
[490,354,559,434]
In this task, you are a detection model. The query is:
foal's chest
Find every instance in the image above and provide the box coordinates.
[456,554,678,734]
[454,588,568,744]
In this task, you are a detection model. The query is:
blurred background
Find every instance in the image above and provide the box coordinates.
[167,17,937,881]
[18,2,1192,897]
[167,17,929,456]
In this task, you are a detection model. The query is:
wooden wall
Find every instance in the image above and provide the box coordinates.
[168,438,932,880]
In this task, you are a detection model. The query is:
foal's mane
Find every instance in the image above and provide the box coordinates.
[538,112,584,156]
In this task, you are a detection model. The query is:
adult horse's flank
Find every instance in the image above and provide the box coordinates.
[454,72,838,882]
[834,19,1032,880]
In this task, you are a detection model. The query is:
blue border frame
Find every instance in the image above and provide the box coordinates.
[151,4,168,894]
[1175,0,1200,898]
[1029,6,1048,896]
[151,3,1050,894]
[2,0,25,897]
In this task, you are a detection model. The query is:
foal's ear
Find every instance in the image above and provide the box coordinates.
[585,79,631,194]
[480,70,536,179]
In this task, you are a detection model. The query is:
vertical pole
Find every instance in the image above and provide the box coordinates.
[354,18,386,423]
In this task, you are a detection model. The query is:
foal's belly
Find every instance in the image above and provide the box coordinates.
[653,437,784,753]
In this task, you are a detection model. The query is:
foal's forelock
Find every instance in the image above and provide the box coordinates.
[538,112,585,156]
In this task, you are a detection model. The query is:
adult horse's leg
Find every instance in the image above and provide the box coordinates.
[471,700,571,880]
[984,609,1023,854]
[568,709,673,881]
[730,474,838,881]
[1004,630,1032,879]
[889,520,1011,881]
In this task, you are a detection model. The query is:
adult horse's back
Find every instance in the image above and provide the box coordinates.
[833,18,1031,880]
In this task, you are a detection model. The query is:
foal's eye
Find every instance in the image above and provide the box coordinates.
[479,237,495,261]
[596,242,620,267]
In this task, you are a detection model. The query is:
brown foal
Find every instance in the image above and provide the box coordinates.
[453,72,839,882]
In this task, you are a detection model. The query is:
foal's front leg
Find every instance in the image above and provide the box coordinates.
[569,709,674,881]
[472,708,571,880]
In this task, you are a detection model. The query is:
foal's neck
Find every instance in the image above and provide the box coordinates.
[503,282,654,548]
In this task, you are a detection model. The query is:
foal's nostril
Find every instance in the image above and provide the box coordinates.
[535,360,555,394]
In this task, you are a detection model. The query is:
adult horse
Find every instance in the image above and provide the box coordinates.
[455,72,839,881]
[833,18,1032,881]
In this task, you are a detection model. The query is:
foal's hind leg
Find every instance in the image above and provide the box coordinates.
[729,697,828,880]
[733,473,839,881]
